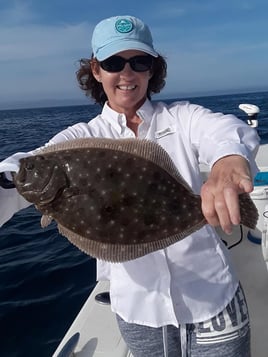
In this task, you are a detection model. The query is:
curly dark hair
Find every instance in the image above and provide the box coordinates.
[76,54,167,106]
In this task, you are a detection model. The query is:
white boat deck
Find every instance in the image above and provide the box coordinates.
[220,226,268,357]
[52,280,131,356]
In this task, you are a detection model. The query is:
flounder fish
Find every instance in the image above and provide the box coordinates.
[13,138,258,262]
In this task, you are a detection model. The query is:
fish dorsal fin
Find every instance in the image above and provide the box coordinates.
[37,138,194,193]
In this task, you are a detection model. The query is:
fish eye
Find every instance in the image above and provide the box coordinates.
[25,162,34,170]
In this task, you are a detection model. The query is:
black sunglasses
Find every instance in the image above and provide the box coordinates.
[99,55,153,73]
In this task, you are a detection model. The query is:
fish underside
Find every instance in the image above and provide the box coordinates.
[13,138,258,262]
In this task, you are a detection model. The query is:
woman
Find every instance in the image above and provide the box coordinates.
[0,15,260,357]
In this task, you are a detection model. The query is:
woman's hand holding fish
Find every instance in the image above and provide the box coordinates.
[200,155,253,235]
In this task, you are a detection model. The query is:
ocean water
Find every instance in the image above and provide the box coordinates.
[0,91,268,357]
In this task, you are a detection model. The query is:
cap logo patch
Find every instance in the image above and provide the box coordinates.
[115,19,133,33]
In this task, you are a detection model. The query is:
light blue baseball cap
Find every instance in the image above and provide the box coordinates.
[92,15,158,61]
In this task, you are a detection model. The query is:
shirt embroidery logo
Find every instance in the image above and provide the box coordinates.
[155,127,175,139]
[115,19,134,33]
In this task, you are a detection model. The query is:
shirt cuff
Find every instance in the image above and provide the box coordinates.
[208,142,259,178]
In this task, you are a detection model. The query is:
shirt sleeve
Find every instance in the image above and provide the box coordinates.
[0,153,34,227]
[176,102,260,177]
[42,122,95,146]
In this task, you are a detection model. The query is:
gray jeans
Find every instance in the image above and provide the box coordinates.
[116,284,250,357]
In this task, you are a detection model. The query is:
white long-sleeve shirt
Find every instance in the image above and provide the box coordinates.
[0,99,260,326]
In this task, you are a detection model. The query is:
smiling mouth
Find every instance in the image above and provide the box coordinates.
[117,85,137,91]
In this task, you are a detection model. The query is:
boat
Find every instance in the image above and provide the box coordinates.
[48,105,268,356]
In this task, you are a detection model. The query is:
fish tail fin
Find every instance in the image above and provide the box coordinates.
[239,193,259,229]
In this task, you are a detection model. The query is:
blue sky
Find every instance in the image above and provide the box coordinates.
[0,0,267,109]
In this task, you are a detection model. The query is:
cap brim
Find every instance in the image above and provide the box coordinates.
[95,40,158,61]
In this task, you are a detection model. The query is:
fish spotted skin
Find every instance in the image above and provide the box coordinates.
[13,138,258,262]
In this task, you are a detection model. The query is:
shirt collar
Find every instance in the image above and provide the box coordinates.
[136,99,154,126]
[101,99,154,136]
